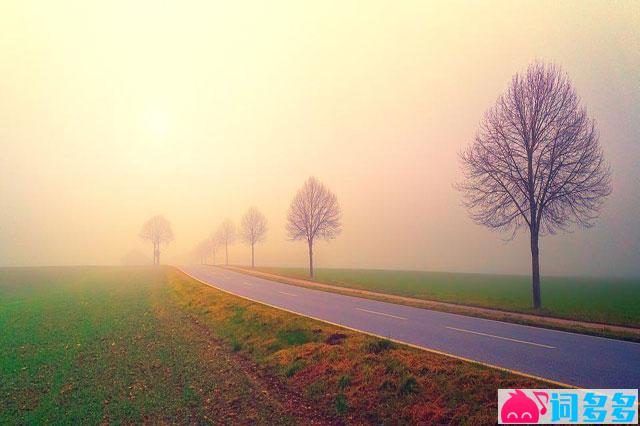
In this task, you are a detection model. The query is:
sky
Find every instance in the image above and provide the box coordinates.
[0,1,638,277]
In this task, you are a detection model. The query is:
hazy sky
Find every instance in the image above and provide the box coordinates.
[1,1,638,277]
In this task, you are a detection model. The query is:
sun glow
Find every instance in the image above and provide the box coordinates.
[143,108,171,140]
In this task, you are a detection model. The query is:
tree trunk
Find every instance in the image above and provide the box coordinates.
[225,242,229,266]
[212,250,216,266]
[154,242,159,265]
[251,243,255,268]
[308,239,314,277]
[530,227,541,309]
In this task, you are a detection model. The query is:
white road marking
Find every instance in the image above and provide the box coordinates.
[243,281,253,286]
[446,326,555,349]
[356,307,407,320]
[278,291,297,296]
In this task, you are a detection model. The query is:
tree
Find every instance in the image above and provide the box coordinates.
[458,62,611,309]
[209,235,219,265]
[194,240,211,264]
[139,215,174,265]
[286,177,342,277]
[215,219,236,266]
[240,207,268,268]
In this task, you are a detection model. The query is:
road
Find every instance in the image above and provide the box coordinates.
[180,265,640,389]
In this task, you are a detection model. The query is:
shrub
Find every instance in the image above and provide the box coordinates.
[285,359,306,377]
[384,358,403,375]
[379,379,396,392]
[230,337,241,352]
[338,375,351,390]
[277,328,312,346]
[366,339,397,354]
[398,375,419,395]
[334,393,348,415]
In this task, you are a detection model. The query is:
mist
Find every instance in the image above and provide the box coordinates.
[1,0,638,277]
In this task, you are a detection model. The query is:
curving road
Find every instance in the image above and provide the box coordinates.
[179,265,640,389]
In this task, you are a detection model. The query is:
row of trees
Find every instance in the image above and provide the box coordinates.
[195,208,268,268]
[140,177,342,276]
[140,62,611,310]
[193,177,342,275]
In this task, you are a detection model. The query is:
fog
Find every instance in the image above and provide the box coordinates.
[1,1,638,277]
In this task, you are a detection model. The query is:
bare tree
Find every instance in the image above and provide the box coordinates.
[286,177,342,277]
[215,219,236,266]
[209,235,219,265]
[139,215,174,265]
[240,207,268,268]
[458,62,611,309]
[195,240,211,264]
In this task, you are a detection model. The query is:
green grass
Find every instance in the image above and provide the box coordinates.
[0,265,555,425]
[0,266,294,424]
[334,393,348,416]
[257,267,640,327]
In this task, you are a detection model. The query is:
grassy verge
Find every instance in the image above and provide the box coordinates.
[169,268,553,424]
[248,267,640,327]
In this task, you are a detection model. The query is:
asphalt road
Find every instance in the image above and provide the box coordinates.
[180,265,640,389]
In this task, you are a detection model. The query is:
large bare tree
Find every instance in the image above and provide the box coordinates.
[240,207,268,268]
[458,62,611,309]
[215,219,236,266]
[286,177,341,277]
[139,215,174,265]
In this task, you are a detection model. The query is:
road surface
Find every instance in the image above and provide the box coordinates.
[180,265,640,389]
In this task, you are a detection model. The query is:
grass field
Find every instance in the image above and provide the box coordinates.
[1,266,548,425]
[0,267,298,424]
[255,267,640,327]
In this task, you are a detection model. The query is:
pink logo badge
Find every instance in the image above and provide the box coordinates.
[500,389,548,424]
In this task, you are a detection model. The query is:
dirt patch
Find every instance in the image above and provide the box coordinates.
[325,333,347,345]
